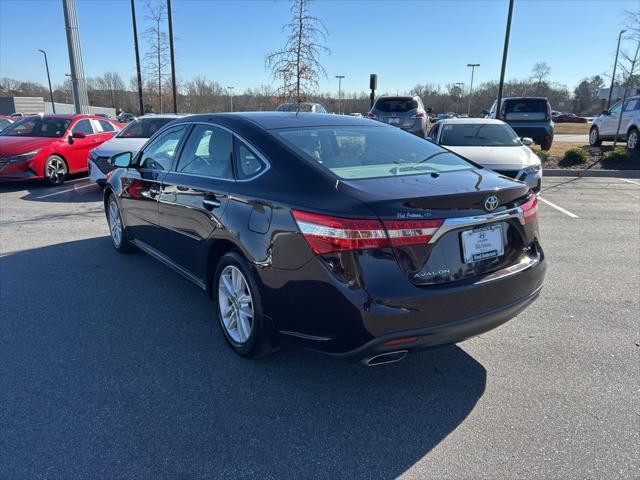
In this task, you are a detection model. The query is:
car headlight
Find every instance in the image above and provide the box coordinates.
[6,149,41,163]
[522,164,541,175]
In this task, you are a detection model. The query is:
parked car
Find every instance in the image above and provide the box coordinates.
[0,115,15,132]
[88,114,184,185]
[117,112,136,124]
[276,102,328,113]
[485,97,554,150]
[427,118,542,192]
[0,114,121,185]
[589,96,640,149]
[103,112,545,364]
[430,112,457,123]
[366,95,428,136]
[553,112,587,123]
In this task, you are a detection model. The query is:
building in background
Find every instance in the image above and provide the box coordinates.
[0,97,116,117]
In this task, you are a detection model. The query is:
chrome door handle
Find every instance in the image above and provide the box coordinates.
[202,197,221,210]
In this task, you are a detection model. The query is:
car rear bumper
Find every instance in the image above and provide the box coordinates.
[508,123,554,142]
[267,243,546,359]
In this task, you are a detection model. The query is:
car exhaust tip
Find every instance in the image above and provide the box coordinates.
[363,350,408,366]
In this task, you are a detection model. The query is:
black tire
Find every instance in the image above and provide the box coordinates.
[44,155,68,185]
[539,138,552,151]
[589,126,602,146]
[213,251,278,358]
[106,194,135,253]
[626,128,639,150]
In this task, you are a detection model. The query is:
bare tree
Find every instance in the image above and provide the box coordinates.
[265,0,330,108]
[531,62,551,94]
[143,0,170,113]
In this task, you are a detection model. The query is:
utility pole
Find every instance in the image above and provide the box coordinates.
[167,0,177,114]
[467,63,480,116]
[62,0,89,114]
[38,49,56,113]
[130,0,144,116]
[613,39,640,148]
[227,86,234,112]
[496,0,514,120]
[607,29,627,109]
[335,75,345,114]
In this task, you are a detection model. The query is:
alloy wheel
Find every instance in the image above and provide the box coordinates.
[627,131,638,150]
[218,265,254,344]
[108,200,122,248]
[46,157,67,184]
[589,128,599,145]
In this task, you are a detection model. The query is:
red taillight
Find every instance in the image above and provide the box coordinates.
[366,112,377,120]
[292,210,388,254]
[521,195,538,224]
[383,219,444,246]
[414,111,425,118]
[292,211,445,254]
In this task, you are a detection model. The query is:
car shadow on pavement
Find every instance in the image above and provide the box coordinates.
[0,237,487,479]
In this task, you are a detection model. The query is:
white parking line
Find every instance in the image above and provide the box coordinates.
[538,196,579,218]
[34,183,96,199]
[618,178,640,186]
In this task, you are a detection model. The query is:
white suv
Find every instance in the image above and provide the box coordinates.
[590,96,640,149]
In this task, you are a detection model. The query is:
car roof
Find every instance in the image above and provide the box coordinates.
[137,114,186,120]
[438,118,507,125]
[500,96,549,101]
[23,114,113,120]
[183,112,383,130]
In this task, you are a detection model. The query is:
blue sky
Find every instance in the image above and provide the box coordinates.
[0,0,637,95]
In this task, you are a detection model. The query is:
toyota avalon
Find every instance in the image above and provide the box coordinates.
[104,113,546,365]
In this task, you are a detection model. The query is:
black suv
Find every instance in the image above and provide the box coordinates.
[486,97,554,150]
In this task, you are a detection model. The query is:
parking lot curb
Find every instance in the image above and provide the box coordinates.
[543,169,640,178]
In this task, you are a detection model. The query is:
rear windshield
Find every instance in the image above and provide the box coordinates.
[504,99,547,113]
[440,123,521,147]
[374,98,418,113]
[274,126,474,180]
[117,117,177,138]
[0,116,71,138]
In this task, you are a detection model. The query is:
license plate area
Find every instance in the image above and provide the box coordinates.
[461,224,504,263]
[388,117,400,125]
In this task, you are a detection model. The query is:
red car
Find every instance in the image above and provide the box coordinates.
[0,114,122,185]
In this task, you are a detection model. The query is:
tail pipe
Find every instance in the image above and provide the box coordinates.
[362,350,408,366]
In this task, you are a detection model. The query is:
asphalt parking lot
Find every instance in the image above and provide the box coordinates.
[0,176,638,479]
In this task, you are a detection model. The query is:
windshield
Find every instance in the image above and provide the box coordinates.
[275,126,474,180]
[0,117,71,138]
[440,123,521,147]
[117,117,177,139]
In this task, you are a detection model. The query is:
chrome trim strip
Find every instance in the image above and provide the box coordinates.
[279,330,332,341]
[428,206,525,244]
[475,252,540,285]
[130,239,206,290]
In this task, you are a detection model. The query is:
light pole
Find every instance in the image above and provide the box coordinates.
[467,63,480,116]
[227,86,234,112]
[495,0,514,120]
[335,75,345,114]
[130,0,144,115]
[455,82,464,114]
[607,29,627,109]
[167,0,177,114]
[38,49,55,113]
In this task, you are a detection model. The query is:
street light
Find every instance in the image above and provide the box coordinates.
[467,63,480,116]
[607,29,627,109]
[227,86,234,112]
[335,75,345,114]
[38,49,55,113]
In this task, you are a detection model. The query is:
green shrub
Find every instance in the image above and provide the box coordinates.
[602,146,630,164]
[532,149,550,163]
[562,147,588,165]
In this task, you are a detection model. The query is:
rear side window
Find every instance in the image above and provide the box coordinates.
[98,120,115,132]
[72,119,94,135]
[275,126,473,180]
[374,97,419,113]
[176,124,233,179]
[235,138,266,180]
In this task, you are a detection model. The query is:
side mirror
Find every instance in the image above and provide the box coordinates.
[482,110,490,115]
[521,137,534,146]
[112,151,133,168]
[601,109,611,116]
[72,131,86,139]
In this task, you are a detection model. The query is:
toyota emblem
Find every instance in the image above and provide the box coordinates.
[484,195,499,211]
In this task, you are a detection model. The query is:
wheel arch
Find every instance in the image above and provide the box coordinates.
[205,239,244,293]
